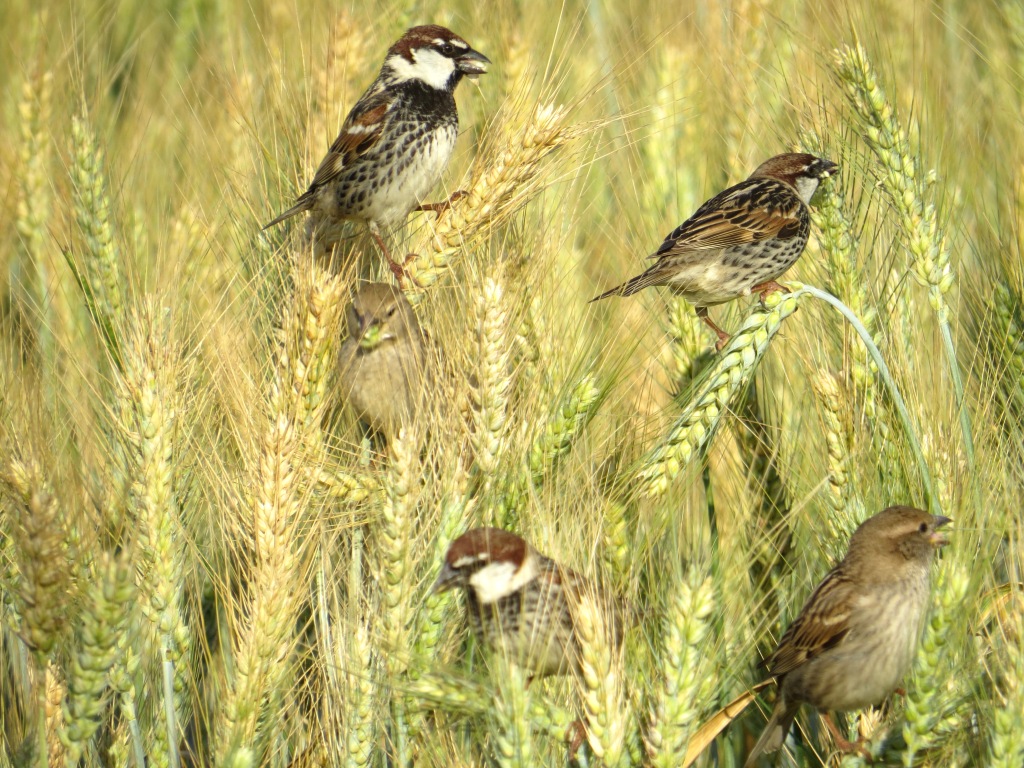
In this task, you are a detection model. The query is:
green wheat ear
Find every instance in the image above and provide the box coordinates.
[528,372,601,486]
[491,659,536,768]
[985,599,1024,768]
[901,566,969,764]
[59,553,134,768]
[645,569,717,768]
[637,289,804,499]
[69,113,125,369]
[833,43,973,466]
[811,371,862,547]
[341,622,380,768]
[577,591,630,768]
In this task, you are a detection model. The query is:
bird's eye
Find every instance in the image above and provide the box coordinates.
[439,42,456,56]
[386,306,398,318]
[918,522,929,533]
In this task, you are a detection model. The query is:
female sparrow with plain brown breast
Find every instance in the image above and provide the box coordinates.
[744,505,951,766]
[336,282,430,442]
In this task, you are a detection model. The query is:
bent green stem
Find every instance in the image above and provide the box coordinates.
[801,285,938,514]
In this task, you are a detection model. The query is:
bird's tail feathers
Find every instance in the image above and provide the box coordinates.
[589,267,664,302]
[743,697,799,768]
[263,199,309,230]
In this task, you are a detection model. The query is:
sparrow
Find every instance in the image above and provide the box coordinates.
[591,153,837,348]
[744,506,951,767]
[433,527,624,678]
[336,282,430,440]
[265,25,490,278]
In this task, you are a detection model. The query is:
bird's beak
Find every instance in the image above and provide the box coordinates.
[358,319,384,351]
[456,49,490,79]
[930,515,953,547]
[822,160,839,178]
[432,563,458,594]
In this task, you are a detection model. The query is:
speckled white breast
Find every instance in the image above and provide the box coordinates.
[363,123,458,228]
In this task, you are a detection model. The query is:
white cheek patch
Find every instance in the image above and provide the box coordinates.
[386,49,456,90]
[469,562,517,603]
[794,176,820,204]
[469,557,539,604]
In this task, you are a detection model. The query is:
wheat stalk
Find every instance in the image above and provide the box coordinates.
[116,306,189,767]
[69,112,125,365]
[469,277,513,483]
[2,457,71,662]
[378,426,421,664]
[528,372,601,486]
[491,660,535,768]
[986,606,1024,768]
[811,371,859,535]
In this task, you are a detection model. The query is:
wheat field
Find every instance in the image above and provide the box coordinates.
[1,0,1022,766]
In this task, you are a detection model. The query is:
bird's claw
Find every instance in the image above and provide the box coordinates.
[750,280,789,306]
[822,712,873,759]
[387,253,417,288]
[416,190,467,217]
[695,306,732,351]
[565,720,587,759]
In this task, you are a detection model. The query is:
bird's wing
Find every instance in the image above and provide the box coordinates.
[764,567,855,678]
[651,180,803,258]
[303,92,395,194]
